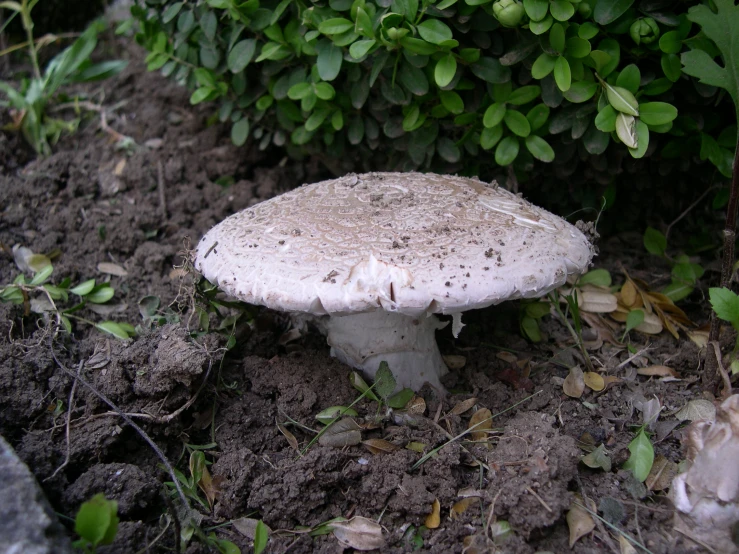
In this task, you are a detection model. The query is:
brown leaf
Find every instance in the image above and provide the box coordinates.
[619,534,637,554]
[97,262,128,277]
[637,365,679,378]
[619,280,638,308]
[687,328,709,348]
[468,408,493,442]
[583,372,605,392]
[330,516,385,551]
[567,494,595,547]
[362,439,399,455]
[674,399,716,422]
[602,375,622,390]
[496,367,534,391]
[645,454,678,491]
[563,366,585,398]
[425,499,441,529]
[407,396,426,415]
[196,460,219,509]
[448,397,477,417]
[451,497,476,519]
[277,422,299,452]
[319,418,362,448]
[443,354,466,369]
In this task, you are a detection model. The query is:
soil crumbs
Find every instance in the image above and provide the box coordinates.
[0,41,713,554]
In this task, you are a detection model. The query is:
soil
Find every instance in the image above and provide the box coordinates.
[0,35,729,554]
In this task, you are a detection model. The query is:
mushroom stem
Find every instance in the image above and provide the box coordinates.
[324,311,449,391]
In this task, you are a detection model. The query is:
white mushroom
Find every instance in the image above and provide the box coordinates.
[195,172,593,390]
[671,394,739,553]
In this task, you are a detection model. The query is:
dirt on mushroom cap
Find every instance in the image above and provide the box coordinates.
[195,172,594,316]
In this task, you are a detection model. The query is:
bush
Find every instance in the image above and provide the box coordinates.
[131,0,734,206]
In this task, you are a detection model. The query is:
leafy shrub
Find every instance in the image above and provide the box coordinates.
[131,0,733,195]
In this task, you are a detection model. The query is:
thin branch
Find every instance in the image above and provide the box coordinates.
[45,360,83,482]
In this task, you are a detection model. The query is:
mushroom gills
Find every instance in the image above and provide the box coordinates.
[324,310,449,392]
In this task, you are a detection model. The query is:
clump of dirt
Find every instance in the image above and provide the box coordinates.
[0,37,724,554]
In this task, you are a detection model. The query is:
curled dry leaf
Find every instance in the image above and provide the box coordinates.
[425,499,441,529]
[449,397,478,417]
[451,497,476,519]
[362,439,399,455]
[637,365,678,378]
[97,262,128,277]
[468,408,493,442]
[277,421,299,452]
[583,372,605,392]
[443,354,466,369]
[581,444,612,472]
[406,395,426,415]
[318,418,362,448]
[619,534,637,554]
[674,399,716,422]
[563,366,585,398]
[330,516,385,551]
[567,494,595,548]
[687,328,709,348]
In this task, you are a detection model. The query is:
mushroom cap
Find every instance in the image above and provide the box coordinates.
[195,172,593,317]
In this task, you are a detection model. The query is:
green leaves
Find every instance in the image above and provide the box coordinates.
[681,0,739,114]
[604,84,639,116]
[710,287,739,330]
[319,18,355,35]
[623,429,654,483]
[417,19,453,45]
[593,0,635,26]
[495,136,519,165]
[227,39,256,73]
[525,135,554,162]
[73,494,119,549]
[434,54,457,87]
[316,40,342,81]
[643,227,667,256]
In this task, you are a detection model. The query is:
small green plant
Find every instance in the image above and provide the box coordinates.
[709,287,739,375]
[622,426,654,483]
[72,493,119,553]
[0,261,134,339]
[0,4,127,155]
[642,226,705,302]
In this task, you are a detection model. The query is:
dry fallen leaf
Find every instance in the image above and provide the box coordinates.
[645,454,678,491]
[407,396,426,415]
[448,397,478,417]
[674,399,716,422]
[97,262,128,277]
[425,499,441,529]
[637,365,679,378]
[451,497,476,519]
[330,516,385,551]
[362,439,399,455]
[496,351,518,364]
[579,290,618,313]
[318,418,362,448]
[583,371,605,392]
[619,534,637,554]
[277,422,299,452]
[443,354,466,369]
[563,366,585,398]
[567,494,595,547]
[468,408,493,442]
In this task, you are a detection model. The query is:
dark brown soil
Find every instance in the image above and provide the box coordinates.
[0,38,723,554]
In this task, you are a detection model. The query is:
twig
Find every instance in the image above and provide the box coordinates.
[48,336,190,512]
[573,501,653,554]
[664,185,719,244]
[525,486,552,512]
[157,160,168,218]
[709,341,732,399]
[45,360,83,482]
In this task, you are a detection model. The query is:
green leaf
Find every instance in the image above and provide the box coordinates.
[75,494,119,546]
[495,136,520,165]
[661,53,682,82]
[190,87,214,105]
[440,91,464,114]
[231,118,250,146]
[316,40,342,81]
[615,64,640,95]
[593,0,635,25]
[227,39,256,73]
[550,23,566,54]
[387,388,415,409]
[398,64,429,96]
[531,53,556,79]
[86,285,115,304]
[96,321,130,340]
[374,361,397,400]
[503,109,531,137]
[287,82,312,99]
[625,309,645,334]
[553,57,571,91]
[628,119,649,158]
[417,19,453,45]
[579,268,612,287]
[578,22,599,40]
[550,0,574,22]
[507,85,541,105]
[319,17,355,35]
[255,42,291,62]
[480,125,503,150]
[434,54,457,87]
[594,105,617,132]
[305,108,330,131]
[254,520,269,554]
[581,444,612,472]
[349,39,376,59]
[524,135,554,162]
[523,0,549,21]
[605,84,639,116]
[565,37,591,59]
[562,81,598,103]
[643,227,666,256]
[623,429,654,483]
[639,102,678,126]
[399,37,437,55]
[162,1,184,24]
[526,104,550,131]
[70,279,96,296]
[681,0,739,112]
[529,14,554,35]
[437,137,461,162]
[710,287,739,327]
[30,265,54,286]
[314,82,336,100]
[597,39,620,77]
[659,30,682,54]
[470,57,511,84]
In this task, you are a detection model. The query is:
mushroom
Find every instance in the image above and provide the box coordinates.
[195,172,593,390]
[670,394,739,552]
